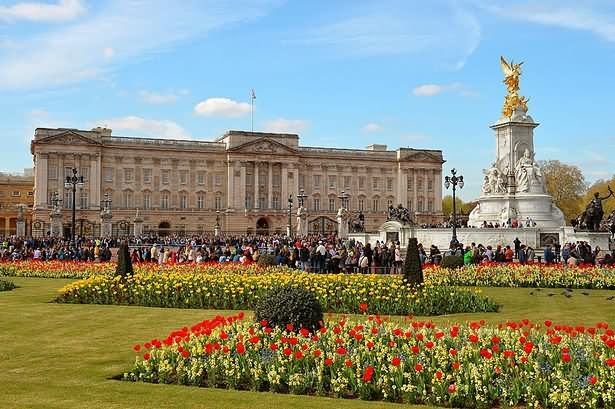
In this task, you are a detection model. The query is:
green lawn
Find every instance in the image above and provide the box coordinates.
[1,277,615,409]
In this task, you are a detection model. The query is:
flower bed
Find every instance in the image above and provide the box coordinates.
[425,263,615,289]
[0,278,17,291]
[124,313,615,408]
[56,272,498,316]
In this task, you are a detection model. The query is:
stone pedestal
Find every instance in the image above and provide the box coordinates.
[50,212,63,238]
[16,220,25,237]
[214,225,220,237]
[133,209,144,237]
[296,207,308,237]
[101,212,113,237]
[468,106,565,228]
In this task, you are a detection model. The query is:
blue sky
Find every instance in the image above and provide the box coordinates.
[0,0,614,200]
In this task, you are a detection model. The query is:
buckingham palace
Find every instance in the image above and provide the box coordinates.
[30,127,444,237]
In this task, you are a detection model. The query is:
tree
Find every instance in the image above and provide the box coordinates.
[540,160,586,224]
[403,238,423,285]
[115,241,134,279]
[442,195,464,217]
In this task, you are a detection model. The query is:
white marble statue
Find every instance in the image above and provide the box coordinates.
[515,149,543,193]
[481,163,506,195]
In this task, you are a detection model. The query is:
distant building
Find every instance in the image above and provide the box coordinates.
[30,127,444,237]
[0,170,34,237]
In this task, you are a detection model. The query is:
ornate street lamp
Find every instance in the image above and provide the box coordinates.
[444,168,464,247]
[64,168,85,247]
[297,189,307,208]
[287,194,294,237]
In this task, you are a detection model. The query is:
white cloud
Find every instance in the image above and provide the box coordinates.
[0,0,279,90]
[297,1,481,68]
[139,90,179,104]
[412,82,475,97]
[483,1,615,42]
[263,118,309,134]
[362,122,383,133]
[94,116,191,140]
[0,0,84,23]
[194,97,251,117]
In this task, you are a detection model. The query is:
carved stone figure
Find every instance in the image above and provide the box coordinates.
[386,204,412,224]
[581,187,613,231]
[515,149,542,193]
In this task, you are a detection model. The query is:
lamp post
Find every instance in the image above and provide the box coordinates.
[297,189,307,208]
[287,194,294,238]
[444,168,464,247]
[64,168,85,247]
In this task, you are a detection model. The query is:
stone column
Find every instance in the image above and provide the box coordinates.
[254,162,260,209]
[239,162,247,209]
[227,160,235,209]
[292,165,299,201]
[412,169,418,211]
[90,154,99,210]
[34,153,48,210]
[281,164,288,204]
[434,169,443,212]
[267,162,273,209]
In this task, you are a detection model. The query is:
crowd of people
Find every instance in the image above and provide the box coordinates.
[1,233,613,270]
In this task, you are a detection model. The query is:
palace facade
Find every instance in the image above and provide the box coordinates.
[0,170,34,237]
[30,127,444,237]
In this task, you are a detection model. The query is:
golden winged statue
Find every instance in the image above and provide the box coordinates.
[500,56,529,118]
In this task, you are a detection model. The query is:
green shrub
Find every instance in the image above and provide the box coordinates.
[440,255,464,269]
[0,278,17,292]
[257,253,276,267]
[115,241,133,279]
[254,285,323,332]
[404,238,423,285]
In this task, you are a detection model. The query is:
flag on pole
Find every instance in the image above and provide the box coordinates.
[251,89,256,100]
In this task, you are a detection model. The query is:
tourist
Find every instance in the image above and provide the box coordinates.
[543,245,555,264]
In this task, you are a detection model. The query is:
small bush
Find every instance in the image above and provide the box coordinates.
[115,241,133,279]
[255,285,323,332]
[440,255,464,269]
[0,278,17,292]
[257,253,276,266]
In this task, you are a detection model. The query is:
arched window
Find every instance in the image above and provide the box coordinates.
[122,190,133,208]
[196,192,205,209]
[372,196,379,212]
[161,191,170,209]
[143,191,151,209]
[179,192,188,209]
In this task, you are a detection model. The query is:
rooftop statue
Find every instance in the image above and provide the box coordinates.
[500,56,529,118]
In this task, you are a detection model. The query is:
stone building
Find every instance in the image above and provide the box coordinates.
[30,127,444,237]
[0,169,34,237]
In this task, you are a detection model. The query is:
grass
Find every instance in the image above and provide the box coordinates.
[1,278,615,409]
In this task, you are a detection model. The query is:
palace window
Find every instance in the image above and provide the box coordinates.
[215,175,222,186]
[299,175,305,189]
[387,199,393,208]
[273,173,281,188]
[161,170,170,185]
[428,178,433,192]
[11,191,20,197]
[124,168,133,183]
[428,199,433,212]
[359,176,365,190]
[64,191,73,209]
[372,177,380,191]
[79,191,88,209]
[48,165,58,180]
[215,195,223,210]
[344,176,351,189]
[358,199,365,211]
[418,199,424,212]
[143,192,151,209]
[329,198,335,211]
[387,177,394,192]
[180,170,188,185]
[161,193,169,209]
[407,200,413,212]
[80,167,89,180]
[417,178,423,191]
[143,168,152,184]
[258,196,266,209]
[272,195,280,209]
[64,167,73,179]
[328,175,336,189]
[245,195,252,209]
[180,193,188,209]
[313,198,320,211]
[197,194,205,209]
[103,167,113,182]
[122,191,133,208]
[372,198,379,212]
[407,178,413,191]
[197,172,205,185]
[313,175,321,189]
